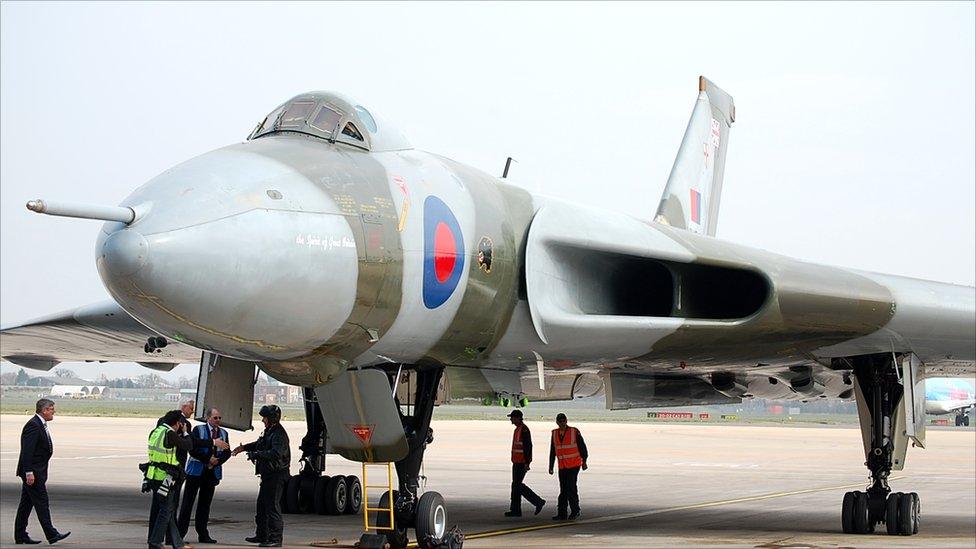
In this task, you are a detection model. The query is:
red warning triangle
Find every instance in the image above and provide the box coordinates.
[348,424,374,445]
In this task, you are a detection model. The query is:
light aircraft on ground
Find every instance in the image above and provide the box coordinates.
[2,76,974,546]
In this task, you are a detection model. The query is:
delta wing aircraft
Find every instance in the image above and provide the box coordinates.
[2,77,974,546]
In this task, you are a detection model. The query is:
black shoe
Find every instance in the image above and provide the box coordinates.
[15,538,42,545]
[258,542,282,548]
[198,536,218,544]
[504,511,522,517]
[47,532,70,545]
[552,514,567,521]
[245,536,266,544]
[534,500,546,515]
[567,510,581,520]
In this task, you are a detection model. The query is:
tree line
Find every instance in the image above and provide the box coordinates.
[0,368,197,389]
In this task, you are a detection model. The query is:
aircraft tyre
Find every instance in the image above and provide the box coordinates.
[324,475,348,515]
[897,492,918,535]
[286,475,307,514]
[344,475,363,514]
[852,491,872,534]
[841,491,856,534]
[313,475,332,515]
[300,475,317,512]
[415,491,448,548]
[964,415,970,427]
[956,415,963,426]
[885,492,902,535]
[377,490,408,549]
[910,492,920,534]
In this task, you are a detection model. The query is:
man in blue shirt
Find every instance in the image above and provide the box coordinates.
[176,408,231,544]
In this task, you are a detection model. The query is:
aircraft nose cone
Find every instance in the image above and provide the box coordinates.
[99,229,149,277]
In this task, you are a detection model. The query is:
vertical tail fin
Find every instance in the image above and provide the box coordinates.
[654,76,735,236]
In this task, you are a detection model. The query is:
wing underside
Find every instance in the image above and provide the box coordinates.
[0,300,200,371]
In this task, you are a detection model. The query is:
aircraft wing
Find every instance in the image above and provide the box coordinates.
[0,300,200,371]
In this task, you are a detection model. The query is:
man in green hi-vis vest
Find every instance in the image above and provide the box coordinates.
[145,410,227,549]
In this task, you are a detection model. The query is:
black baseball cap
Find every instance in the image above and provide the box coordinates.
[507,409,523,418]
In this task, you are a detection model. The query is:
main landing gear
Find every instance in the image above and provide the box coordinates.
[281,387,363,517]
[376,365,459,549]
[841,355,920,536]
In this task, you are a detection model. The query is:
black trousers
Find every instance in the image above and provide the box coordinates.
[148,481,184,549]
[14,475,57,541]
[254,472,287,543]
[510,463,543,513]
[177,472,218,539]
[556,466,581,516]
[164,477,184,544]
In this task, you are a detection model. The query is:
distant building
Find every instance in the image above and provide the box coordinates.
[164,388,196,402]
[254,384,302,405]
[49,385,111,399]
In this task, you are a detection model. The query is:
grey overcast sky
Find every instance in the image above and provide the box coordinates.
[1,2,974,380]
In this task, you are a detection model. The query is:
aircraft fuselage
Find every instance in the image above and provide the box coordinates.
[92,91,975,389]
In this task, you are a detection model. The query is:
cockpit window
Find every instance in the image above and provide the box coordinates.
[309,105,342,135]
[342,122,364,141]
[249,92,411,150]
[279,101,316,128]
[254,106,285,136]
[355,106,377,133]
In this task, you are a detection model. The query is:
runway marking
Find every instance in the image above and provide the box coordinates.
[428,476,907,545]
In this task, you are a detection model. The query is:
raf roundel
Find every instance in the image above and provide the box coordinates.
[423,196,465,309]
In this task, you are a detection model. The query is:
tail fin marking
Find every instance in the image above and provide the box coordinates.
[654,76,735,237]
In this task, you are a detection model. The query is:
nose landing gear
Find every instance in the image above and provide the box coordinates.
[368,366,461,549]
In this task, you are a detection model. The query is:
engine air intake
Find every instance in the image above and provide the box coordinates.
[548,245,769,321]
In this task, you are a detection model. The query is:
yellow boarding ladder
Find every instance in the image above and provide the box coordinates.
[362,462,395,533]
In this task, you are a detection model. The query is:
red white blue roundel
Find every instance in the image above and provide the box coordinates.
[423,196,464,309]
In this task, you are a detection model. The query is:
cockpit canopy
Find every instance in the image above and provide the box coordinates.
[249,91,411,152]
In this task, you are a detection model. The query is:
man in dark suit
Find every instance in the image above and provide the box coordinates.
[177,407,231,544]
[14,399,70,545]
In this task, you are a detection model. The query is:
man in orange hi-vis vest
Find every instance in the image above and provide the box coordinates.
[504,409,546,517]
[548,413,588,521]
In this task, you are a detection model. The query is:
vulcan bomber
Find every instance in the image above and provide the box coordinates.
[2,77,974,546]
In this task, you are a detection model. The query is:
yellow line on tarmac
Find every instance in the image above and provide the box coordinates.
[404,476,904,545]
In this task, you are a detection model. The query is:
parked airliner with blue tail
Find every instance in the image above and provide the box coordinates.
[926,378,976,426]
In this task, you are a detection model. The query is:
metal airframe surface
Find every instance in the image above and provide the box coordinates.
[1,85,973,408]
